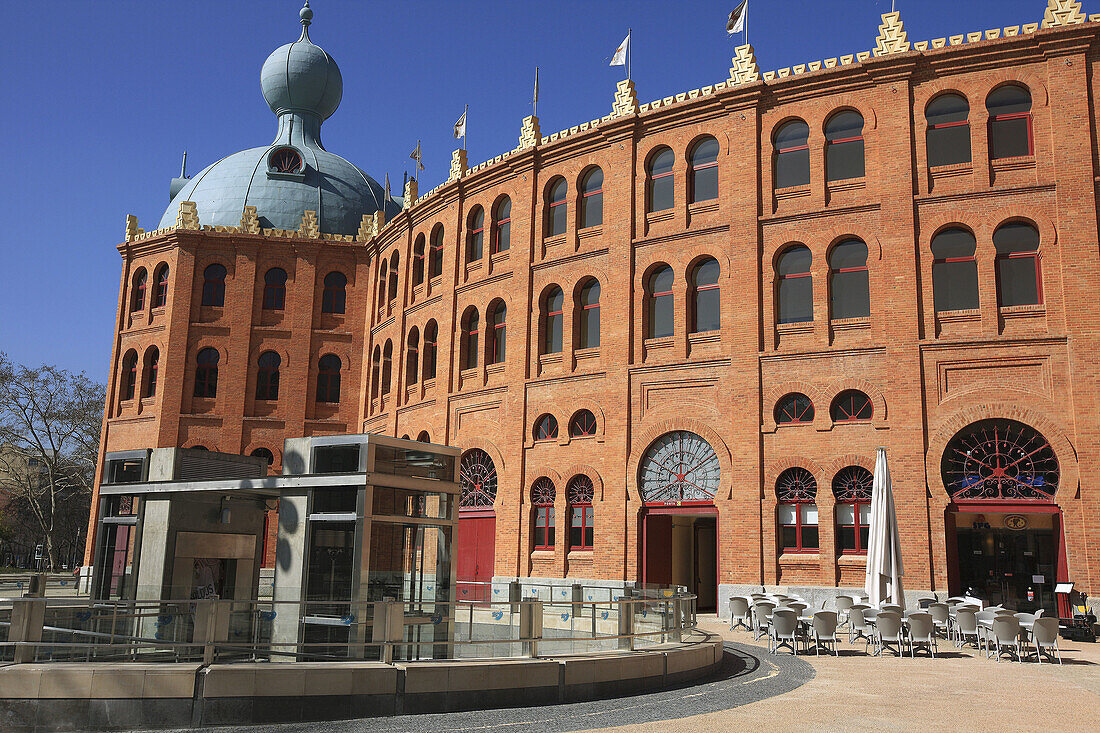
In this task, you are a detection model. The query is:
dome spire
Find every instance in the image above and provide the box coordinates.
[299,2,313,39]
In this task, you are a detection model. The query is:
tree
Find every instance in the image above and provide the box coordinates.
[0,353,104,570]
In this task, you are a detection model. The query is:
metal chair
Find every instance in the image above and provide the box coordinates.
[955,609,981,650]
[848,607,873,650]
[787,601,809,614]
[875,611,906,657]
[810,611,840,656]
[975,609,997,650]
[990,616,1022,661]
[917,596,937,609]
[729,596,751,632]
[770,609,800,655]
[752,602,775,641]
[928,602,951,640]
[834,594,854,629]
[880,603,903,614]
[1029,617,1062,664]
[907,612,937,658]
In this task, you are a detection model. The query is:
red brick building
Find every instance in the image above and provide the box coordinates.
[87,4,1100,611]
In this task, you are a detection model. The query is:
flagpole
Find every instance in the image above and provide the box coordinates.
[533,67,539,118]
[627,28,632,82]
[463,104,468,152]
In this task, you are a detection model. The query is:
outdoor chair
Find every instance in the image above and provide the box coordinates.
[875,611,906,657]
[880,603,903,614]
[917,597,937,609]
[928,603,951,640]
[907,612,937,658]
[834,594,854,629]
[1035,609,1045,618]
[729,596,752,632]
[955,609,981,650]
[752,602,775,641]
[995,609,1016,616]
[849,607,873,650]
[770,609,801,655]
[1029,618,1062,664]
[787,601,809,614]
[975,609,997,649]
[810,611,840,656]
[990,616,1023,661]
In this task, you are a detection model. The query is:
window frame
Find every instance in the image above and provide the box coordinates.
[193,348,219,399]
[201,264,227,307]
[776,467,819,553]
[577,279,601,349]
[316,354,342,404]
[542,287,564,355]
[987,85,1034,160]
[830,390,873,423]
[429,226,445,280]
[775,393,815,425]
[120,351,137,401]
[647,148,675,213]
[153,266,169,309]
[579,168,603,229]
[773,119,811,189]
[142,347,159,399]
[688,137,719,204]
[131,270,147,313]
[925,93,972,167]
[463,309,480,370]
[256,351,281,401]
[534,414,559,442]
[647,265,675,339]
[833,466,873,555]
[994,222,1043,308]
[488,302,506,365]
[545,178,567,237]
[824,110,866,182]
[262,268,287,311]
[467,206,485,261]
[321,271,347,314]
[690,258,721,333]
[828,240,870,320]
[532,477,556,551]
[568,410,597,438]
[776,245,813,324]
[492,198,512,253]
[423,321,438,380]
[413,235,426,285]
[406,328,420,385]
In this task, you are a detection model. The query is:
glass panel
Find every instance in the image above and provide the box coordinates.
[801,525,819,549]
[371,487,453,520]
[777,247,811,276]
[859,526,869,550]
[367,523,453,605]
[781,525,798,550]
[312,488,358,514]
[997,257,1040,306]
[825,111,864,140]
[927,125,971,166]
[547,508,555,547]
[931,228,976,259]
[926,94,969,125]
[373,446,455,481]
[777,504,797,524]
[313,445,361,474]
[827,139,865,181]
[775,148,810,188]
[650,176,674,212]
[932,260,979,311]
[858,504,871,524]
[778,278,813,323]
[305,521,355,615]
[692,167,718,202]
[838,525,857,552]
[546,314,563,353]
[695,288,720,332]
[581,306,600,348]
[650,295,673,338]
[774,120,809,148]
[581,192,603,228]
[831,270,870,319]
[106,458,144,484]
[548,203,567,236]
[583,508,594,548]
[801,504,819,525]
[994,223,1039,254]
[990,117,1031,159]
[829,241,867,269]
[836,504,855,525]
[986,85,1031,115]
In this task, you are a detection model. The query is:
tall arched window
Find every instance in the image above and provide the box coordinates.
[142,347,159,398]
[429,225,445,279]
[417,431,431,443]
[462,308,480,370]
[120,350,138,401]
[263,268,287,310]
[532,478,556,550]
[534,414,559,441]
[931,228,979,312]
[492,197,511,253]
[542,286,564,354]
[774,119,810,188]
[926,93,971,167]
[316,354,341,403]
[153,265,169,308]
[377,261,388,308]
[647,147,675,213]
[202,264,226,307]
[831,390,872,422]
[423,320,438,380]
[829,239,869,319]
[381,341,393,394]
[488,301,506,364]
[256,351,280,401]
[825,110,865,182]
[569,409,597,437]
[833,466,873,554]
[322,271,347,314]
[413,234,426,285]
[546,178,567,237]
[689,136,719,203]
[467,206,485,261]
[406,327,420,384]
[647,265,674,338]
[776,245,813,324]
[370,346,381,400]
[994,221,1042,306]
[776,467,818,552]
[579,168,603,228]
[987,84,1032,159]
[691,258,721,333]
[387,253,399,306]
[194,348,219,398]
[567,475,595,550]
[130,270,147,313]
[775,393,814,424]
[576,279,600,349]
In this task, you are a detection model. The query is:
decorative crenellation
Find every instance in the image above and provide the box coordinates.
[125,214,144,242]
[300,210,319,238]
[517,115,541,150]
[448,148,468,182]
[1043,0,1086,27]
[240,206,260,235]
[611,79,639,117]
[728,44,760,85]
[874,11,910,56]
[403,178,418,209]
[176,201,199,230]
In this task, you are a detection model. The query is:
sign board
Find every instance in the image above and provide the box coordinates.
[1055,582,1074,594]
[34,544,43,560]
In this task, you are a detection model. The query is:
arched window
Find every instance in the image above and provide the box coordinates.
[647,147,675,213]
[142,347,159,398]
[322,271,347,314]
[377,260,388,308]
[926,93,971,167]
[546,178,567,237]
[370,347,381,400]
[774,119,810,188]
[833,466,873,554]
[542,286,564,354]
[316,354,341,403]
[130,269,147,313]
[941,418,1058,501]
[987,84,1032,159]
[488,301,506,365]
[460,449,498,508]
[567,475,595,550]
[153,265,169,308]
[201,264,226,307]
[825,110,865,182]
[381,341,393,394]
[532,478,556,550]
[569,409,597,437]
[462,308,480,370]
[994,221,1042,307]
[417,431,430,443]
[775,393,814,424]
[423,320,438,380]
[263,268,287,310]
[691,258,721,333]
[250,447,275,466]
[829,239,869,319]
[931,228,979,312]
[577,279,600,349]
[387,253,399,305]
[406,327,420,384]
[492,197,511,253]
[689,136,719,203]
[776,245,813,324]
[647,265,674,339]
[413,234,426,285]
[579,168,603,228]
[467,206,485,261]
[120,350,138,401]
[429,225,445,279]
[255,351,280,401]
[534,414,559,441]
[194,348,219,398]
[831,390,872,422]
[776,467,818,552]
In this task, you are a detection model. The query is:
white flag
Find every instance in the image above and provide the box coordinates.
[410,141,424,171]
[726,1,747,34]
[610,34,629,66]
[453,110,467,139]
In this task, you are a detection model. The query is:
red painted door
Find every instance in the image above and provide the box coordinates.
[457,512,495,603]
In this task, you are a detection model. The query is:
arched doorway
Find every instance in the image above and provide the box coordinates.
[942,418,1067,612]
[456,449,497,603]
[638,431,720,610]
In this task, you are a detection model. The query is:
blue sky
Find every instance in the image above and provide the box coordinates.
[0,0,1051,378]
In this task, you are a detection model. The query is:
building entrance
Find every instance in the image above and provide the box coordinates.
[456,511,495,603]
[642,510,717,611]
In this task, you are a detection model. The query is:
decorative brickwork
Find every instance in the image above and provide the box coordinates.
[874,11,910,56]
[728,44,760,85]
[403,178,417,209]
[1042,0,1086,27]
[240,206,260,235]
[175,201,199,230]
[300,210,319,238]
[517,115,541,150]
[611,79,639,117]
[448,149,468,182]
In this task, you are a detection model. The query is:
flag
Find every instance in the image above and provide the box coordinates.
[410,141,424,171]
[453,109,467,139]
[726,1,747,34]
[610,33,629,66]
[384,172,391,200]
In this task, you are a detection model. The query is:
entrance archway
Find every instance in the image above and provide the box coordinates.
[456,449,496,603]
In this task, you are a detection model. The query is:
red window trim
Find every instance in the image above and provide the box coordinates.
[995,250,1044,304]
[828,135,864,145]
[990,112,1034,156]
[776,143,809,154]
[491,214,511,253]
[929,119,969,131]
[145,357,158,397]
[650,170,674,181]
[488,319,505,364]
[776,397,814,424]
[535,415,558,441]
[837,500,870,555]
[780,500,818,553]
[533,505,555,550]
[569,504,594,551]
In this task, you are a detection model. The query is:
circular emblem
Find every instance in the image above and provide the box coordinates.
[1004,514,1028,530]
[638,431,720,505]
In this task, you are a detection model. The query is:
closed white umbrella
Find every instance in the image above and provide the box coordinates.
[865,447,905,610]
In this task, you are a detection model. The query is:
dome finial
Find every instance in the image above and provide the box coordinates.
[300,2,313,27]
